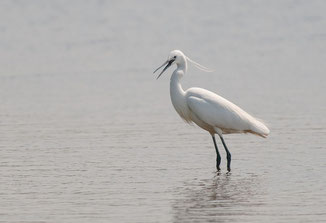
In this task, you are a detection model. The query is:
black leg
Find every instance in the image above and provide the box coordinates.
[212,135,221,171]
[219,135,231,172]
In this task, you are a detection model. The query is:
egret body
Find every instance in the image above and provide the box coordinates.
[154,50,270,172]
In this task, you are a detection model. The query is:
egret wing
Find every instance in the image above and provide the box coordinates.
[186,88,253,132]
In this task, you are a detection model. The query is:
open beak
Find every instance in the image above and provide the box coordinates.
[153,59,174,79]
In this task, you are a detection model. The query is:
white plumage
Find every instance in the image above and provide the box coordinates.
[154,50,269,171]
[186,87,270,137]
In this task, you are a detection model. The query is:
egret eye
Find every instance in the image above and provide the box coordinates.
[173,56,177,59]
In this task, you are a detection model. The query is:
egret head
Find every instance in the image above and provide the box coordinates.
[153,50,185,79]
[167,50,185,65]
[153,50,213,79]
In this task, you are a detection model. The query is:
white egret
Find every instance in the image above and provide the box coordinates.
[153,50,270,172]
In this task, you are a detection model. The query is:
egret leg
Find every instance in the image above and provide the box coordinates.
[212,135,221,171]
[219,136,231,172]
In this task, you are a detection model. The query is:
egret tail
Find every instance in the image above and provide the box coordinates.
[249,118,270,138]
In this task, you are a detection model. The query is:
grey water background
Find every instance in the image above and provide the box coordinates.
[0,0,325,222]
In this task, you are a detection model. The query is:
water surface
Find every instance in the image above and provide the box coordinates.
[0,1,325,222]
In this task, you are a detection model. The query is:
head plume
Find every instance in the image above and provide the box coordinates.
[186,56,214,72]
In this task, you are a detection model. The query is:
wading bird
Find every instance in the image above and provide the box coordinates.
[153,50,269,172]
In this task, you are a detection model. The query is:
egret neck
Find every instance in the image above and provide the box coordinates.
[170,57,191,123]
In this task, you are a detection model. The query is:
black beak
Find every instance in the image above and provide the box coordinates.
[153,59,174,79]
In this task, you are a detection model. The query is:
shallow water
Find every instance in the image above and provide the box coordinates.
[0,1,326,222]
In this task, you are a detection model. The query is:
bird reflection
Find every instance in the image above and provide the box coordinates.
[172,172,264,223]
